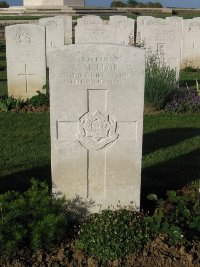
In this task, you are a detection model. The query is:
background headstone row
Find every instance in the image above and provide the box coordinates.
[5,15,200,99]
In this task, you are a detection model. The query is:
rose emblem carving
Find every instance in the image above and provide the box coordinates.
[78,111,119,150]
[16,32,31,47]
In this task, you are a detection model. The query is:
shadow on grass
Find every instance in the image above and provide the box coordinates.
[0,164,51,194]
[143,127,200,156]
[141,148,200,211]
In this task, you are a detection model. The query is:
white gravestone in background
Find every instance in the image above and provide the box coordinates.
[55,15,72,45]
[76,15,103,27]
[39,17,64,66]
[49,44,145,212]
[137,16,183,72]
[6,24,46,99]
[109,16,135,45]
[182,18,200,69]
[75,15,135,45]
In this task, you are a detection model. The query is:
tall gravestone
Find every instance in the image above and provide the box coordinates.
[39,17,64,66]
[75,15,135,45]
[49,44,145,212]
[182,18,200,68]
[6,24,46,99]
[137,16,183,72]
[55,15,72,45]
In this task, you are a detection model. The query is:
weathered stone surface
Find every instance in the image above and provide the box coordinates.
[76,15,103,27]
[182,18,200,68]
[6,24,46,99]
[39,17,64,66]
[49,44,145,212]
[55,15,72,45]
[137,16,183,72]
[75,15,135,45]
[24,0,85,7]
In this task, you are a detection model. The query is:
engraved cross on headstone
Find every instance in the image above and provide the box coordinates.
[50,41,56,49]
[56,89,137,200]
[18,64,35,93]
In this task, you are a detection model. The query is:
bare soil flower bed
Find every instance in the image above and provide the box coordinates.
[0,235,199,267]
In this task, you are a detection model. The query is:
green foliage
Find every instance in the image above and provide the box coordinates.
[0,96,25,111]
[145,53,176,110]
[0,179,69,258]
[183,66,198,73]
[146,181,200,245]
[111,1,127,7]
[75,209,152,261]
[0,89,49,112]
[127,0,162,7]
[127,0,138,7]
[0,1,9,8]
[27,89,49,107]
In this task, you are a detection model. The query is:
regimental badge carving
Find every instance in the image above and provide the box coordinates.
[78,111,119,150]
[188,22,200,32]
[16,32,31,47]
[46,20,57,31]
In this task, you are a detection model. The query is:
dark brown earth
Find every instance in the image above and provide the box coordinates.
[0,235,199,267]
[11,105,49,113]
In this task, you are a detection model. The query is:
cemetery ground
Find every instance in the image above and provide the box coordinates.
[0,44,200,266]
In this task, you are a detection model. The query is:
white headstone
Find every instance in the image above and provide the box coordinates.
[6,24,46,99]
[55,15,72,45]
[75,15,135,45]
[39,17,65,66]
[76,15,103,27]
[182,18,200,69]
[109,16,135,45]
[75,24,115,44]
[49,44,145,212]
[137,16,183,72]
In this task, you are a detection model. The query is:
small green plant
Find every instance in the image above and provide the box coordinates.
[183,66,198,73]
[145,53,177,110]
[146,180,200,245]
[75,209,152,261]
[0,96,25,112]
[27,89,49,107]
[0,179,69,258]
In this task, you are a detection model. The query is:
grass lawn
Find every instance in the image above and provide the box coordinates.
[0,112,199,210]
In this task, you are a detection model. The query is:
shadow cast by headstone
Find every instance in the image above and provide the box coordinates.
[0,164,51,194]
[141,148,200,212]
[54,193,95,226]
[143,127,200,156]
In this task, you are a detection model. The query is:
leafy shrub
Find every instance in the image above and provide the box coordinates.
[75,209,152,261]
[145,53,177,110]
[146,180,200,245]
[165,89,200,114]
[27,90,49,107]
[183,66,199,73]
[111,1,127,7]
[0,88,49,112]
[0,96,25,111]
[0,1,9,8]
[0,179,69,258]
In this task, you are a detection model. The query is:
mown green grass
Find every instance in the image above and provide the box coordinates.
[0,112,199,210]
[179,70,200,90]
[0,112,51,193]
[142,114,200,208]
[0,42,7,96]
